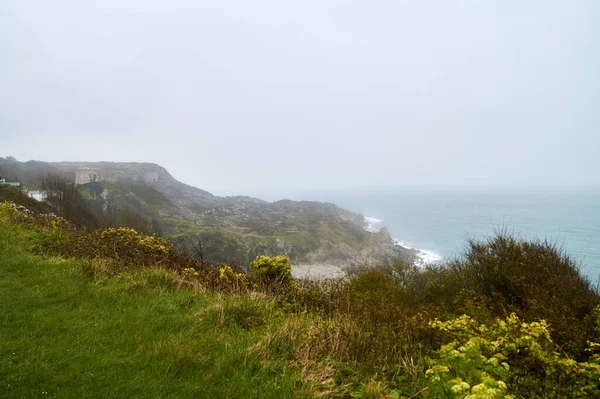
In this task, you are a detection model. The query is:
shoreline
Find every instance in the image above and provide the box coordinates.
[365,216,442,266]
[291,216,444,280]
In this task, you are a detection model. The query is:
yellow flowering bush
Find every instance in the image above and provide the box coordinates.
[0,202,36,224]
[39,225,177,269]
[0,202,20,219]
[91,227,172,265]
[218,265,246,283]
[250,255,293,286]
[181,267,200,278]
[99,227,171,254]
[425,313,600,398]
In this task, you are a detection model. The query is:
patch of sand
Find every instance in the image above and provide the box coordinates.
[291,264,346,280]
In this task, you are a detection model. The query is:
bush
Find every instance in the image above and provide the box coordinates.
[453,233,600,356]
[218,264,249,291]
[42,226,177,270]
[250,255,293,286]
[426,313,600,398]
[0,186,55,214]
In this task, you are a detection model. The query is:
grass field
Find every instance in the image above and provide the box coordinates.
[0,222,306,398]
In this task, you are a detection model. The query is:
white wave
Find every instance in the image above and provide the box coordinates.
[364,217,383,232]
[392,238,442,266]
[415,249,443,266]
[366,217,443,266]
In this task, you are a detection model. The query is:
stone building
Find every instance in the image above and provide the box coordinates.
[75,168,102,185]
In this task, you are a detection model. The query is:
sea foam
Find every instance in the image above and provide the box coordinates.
[364,217,383,232]
[364,216,442,266]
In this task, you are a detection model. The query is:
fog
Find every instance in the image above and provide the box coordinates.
[1,0,598,195]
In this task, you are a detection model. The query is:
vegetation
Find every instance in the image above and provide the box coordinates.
[41,174,99,226]
[1,201,600,398]
[0,210,304,398]
[1,158,408,267]
[250,255,294,286]
[0,185,54,214]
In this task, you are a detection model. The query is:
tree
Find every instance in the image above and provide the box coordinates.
[41,174,96,225]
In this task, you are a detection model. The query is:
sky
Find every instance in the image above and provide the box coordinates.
[1,0,599,195]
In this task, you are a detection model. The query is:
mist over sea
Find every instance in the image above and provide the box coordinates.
[256,187,600,280]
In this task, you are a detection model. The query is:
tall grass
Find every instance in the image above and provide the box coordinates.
[2,200,600,397]
[0,222,307,398]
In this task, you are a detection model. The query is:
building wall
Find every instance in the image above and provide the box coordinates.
[27,191,47,202]
[75,169,102,185]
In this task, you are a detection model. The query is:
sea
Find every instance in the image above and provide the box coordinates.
[256,187,600,280]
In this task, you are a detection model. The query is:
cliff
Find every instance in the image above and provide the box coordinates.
[0,157,415,266]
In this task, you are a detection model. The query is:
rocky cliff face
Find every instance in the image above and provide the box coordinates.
[51,161,213,200]
[1,158,414,267]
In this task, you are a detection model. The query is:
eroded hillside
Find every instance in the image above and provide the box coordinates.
[0,157,414,266]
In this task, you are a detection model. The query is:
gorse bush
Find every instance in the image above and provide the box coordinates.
[452,233,599,355]
[45,226,177,269]
[426,313,600,398]
[0,201,21,221]
[219,264,248,288]
[100,227,171,256]
[250,255,293,286]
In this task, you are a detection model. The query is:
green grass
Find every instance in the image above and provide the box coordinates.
[0,223,306,398]
[3,202,600,398]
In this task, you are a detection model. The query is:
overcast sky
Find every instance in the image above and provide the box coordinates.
[1,0,598,195]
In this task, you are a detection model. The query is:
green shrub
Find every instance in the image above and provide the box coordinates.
[218,264,249,291]
[0,201,21,220]
[42,226,178,270]
[426,313,600,398]
[453,233,599,356]
[250,255,293,286]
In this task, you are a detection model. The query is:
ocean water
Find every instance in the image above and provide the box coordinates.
[258,187,600,279]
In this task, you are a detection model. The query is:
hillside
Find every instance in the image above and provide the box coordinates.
[0,157,414,267]
[0,207,306,398]
[2,200,600,398]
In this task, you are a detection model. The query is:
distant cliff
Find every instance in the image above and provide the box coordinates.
[0,157,415,266]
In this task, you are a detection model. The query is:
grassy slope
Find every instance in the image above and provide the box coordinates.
[0,222,305,398]
[0,186,55,214]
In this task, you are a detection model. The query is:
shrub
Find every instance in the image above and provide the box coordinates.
[42,226,177,270]
[426,313,600,398]
[217,264,249,291]
[0,186,55,214]
[0,201,21,220]
[453,233,600,356]
[250,255,293,286]
[87,227,173,267]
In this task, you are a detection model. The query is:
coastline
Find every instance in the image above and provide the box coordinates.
[365,217,442,267]
[291,216,443,280]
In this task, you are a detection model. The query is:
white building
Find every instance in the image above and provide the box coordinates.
[0,176,20,187]
[27,190,47,202]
